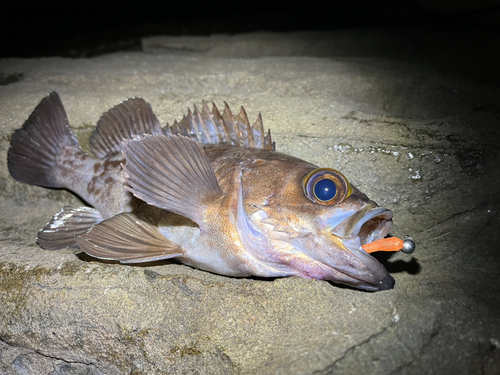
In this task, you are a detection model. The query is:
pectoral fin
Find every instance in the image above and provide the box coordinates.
[75,213,184,263]
[122,134,223,229]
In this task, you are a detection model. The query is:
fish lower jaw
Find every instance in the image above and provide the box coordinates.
[272,247,389,291]
[326,235,395,291]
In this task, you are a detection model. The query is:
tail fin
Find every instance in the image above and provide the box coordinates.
[8,92,79,188]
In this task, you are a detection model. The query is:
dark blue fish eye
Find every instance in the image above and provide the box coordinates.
[314,178,337,201]
[302,168,351,206]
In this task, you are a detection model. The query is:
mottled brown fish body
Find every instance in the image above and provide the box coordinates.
[7,92,395,291]
[55,147,132,219]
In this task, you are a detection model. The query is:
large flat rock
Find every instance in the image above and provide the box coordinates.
[1,32,499,374]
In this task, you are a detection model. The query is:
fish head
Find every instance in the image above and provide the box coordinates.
[243,159,395,291]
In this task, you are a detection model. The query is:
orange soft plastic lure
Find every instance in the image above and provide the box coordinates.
[362,237,415,254]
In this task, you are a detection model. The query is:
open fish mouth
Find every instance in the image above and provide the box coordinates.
[329,207,395,290]
[351,207,393,245]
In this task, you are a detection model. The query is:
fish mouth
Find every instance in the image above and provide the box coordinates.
[349,207,394,245]
[329,207,395,291]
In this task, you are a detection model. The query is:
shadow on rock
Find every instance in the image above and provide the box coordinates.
[373,252,421,275]
[75,251,180,267]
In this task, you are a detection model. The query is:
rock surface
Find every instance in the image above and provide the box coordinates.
[1,31,500,374]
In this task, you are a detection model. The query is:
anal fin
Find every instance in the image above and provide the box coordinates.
[75,213,184,264]
[37,206,103,250]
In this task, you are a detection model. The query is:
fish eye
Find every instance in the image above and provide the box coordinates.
[314,178,336,201]
[302,168,352,205]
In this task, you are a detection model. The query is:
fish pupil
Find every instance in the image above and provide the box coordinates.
[314,179,337,201]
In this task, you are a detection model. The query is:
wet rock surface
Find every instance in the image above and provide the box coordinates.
[1,31,499,374]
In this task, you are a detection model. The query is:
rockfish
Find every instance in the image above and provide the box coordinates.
[8,92,398,291]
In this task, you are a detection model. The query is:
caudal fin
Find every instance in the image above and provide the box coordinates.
[8,92,79,188]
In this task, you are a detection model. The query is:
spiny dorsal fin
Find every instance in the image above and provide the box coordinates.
[89,97,163,158]
[164,102,275,150]
[122,134,223,229]
[37,206,103,250]
[76,213,184,263]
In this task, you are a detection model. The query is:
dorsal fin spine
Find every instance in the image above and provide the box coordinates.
[193,104,209,143]
[235,107,254,148]
[184,108,195,137]
[251,113,264,149]
[210,102,231,145]
[199,101,217,144]
[222,102,239,146]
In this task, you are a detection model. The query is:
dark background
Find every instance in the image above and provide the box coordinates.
[2,0,499,58]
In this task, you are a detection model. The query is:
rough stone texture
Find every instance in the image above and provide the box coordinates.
[1,31,500,374]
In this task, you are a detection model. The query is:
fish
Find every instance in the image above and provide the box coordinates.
[7,92,397,291]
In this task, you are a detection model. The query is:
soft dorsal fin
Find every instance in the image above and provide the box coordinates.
[89,97,163,158]
[76,213,184,263]
[164,101,275,151]
[122,134,223,229]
